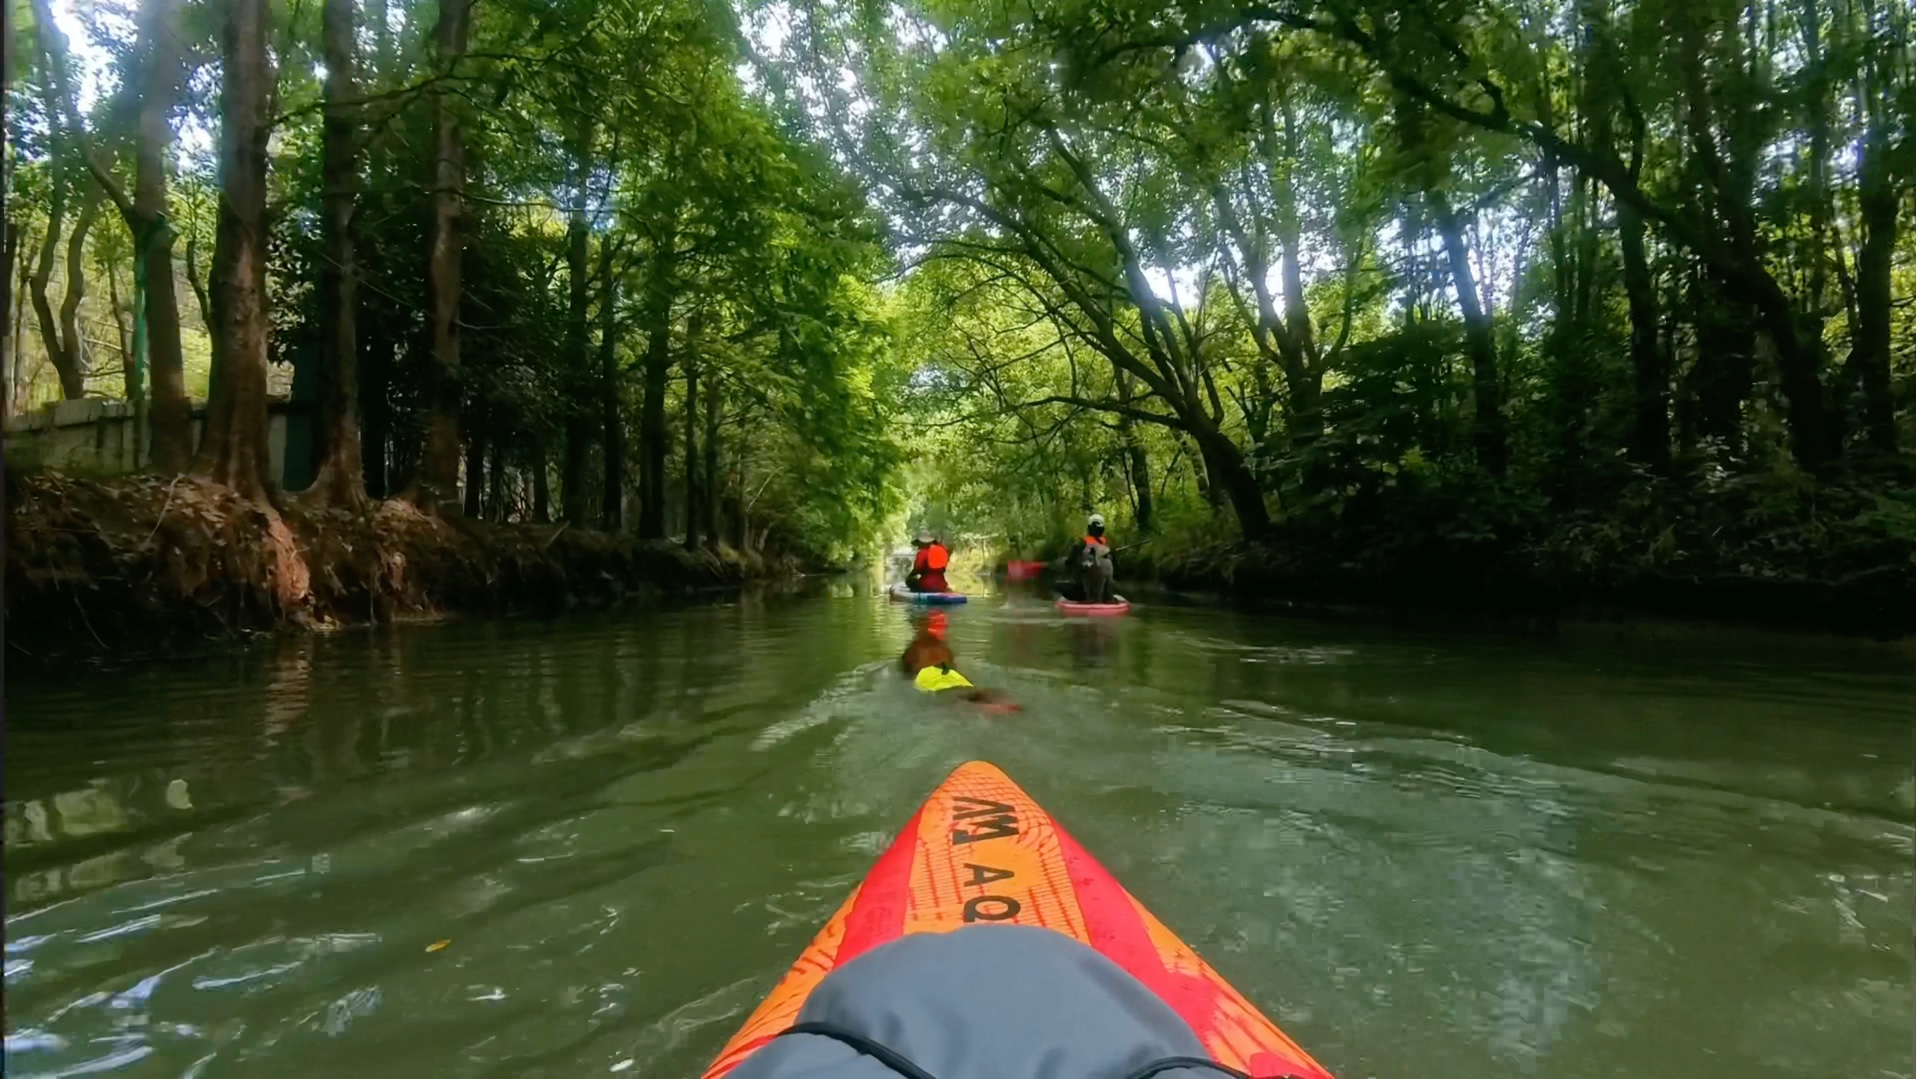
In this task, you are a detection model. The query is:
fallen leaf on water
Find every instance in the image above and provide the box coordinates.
[426,939,451,953]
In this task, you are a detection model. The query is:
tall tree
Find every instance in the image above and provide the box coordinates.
[636,206,678,540]
[561,111,596,525]
[0,220,18,409]
[306,0,368,506]
[1394,97,1508,477]
[683,316,702,550]
[54,187,101,397]
[194,0,275,495]
[31,0,194,465]
[701,357,722,543]
[1848,0,1910,454]
[124,0,193,470]
[416,0,473,507]
[26,170,78,398]
[597,237,623,529]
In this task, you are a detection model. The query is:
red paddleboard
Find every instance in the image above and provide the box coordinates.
[702,761,1329,1079]
[1055,595,1131,616]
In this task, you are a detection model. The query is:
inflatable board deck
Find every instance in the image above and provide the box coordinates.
[888,584,969,604]
[703,761,1330,1079]
[1056,595,1131,615]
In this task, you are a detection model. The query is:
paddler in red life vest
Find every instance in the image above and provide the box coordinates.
[906,531,951,593]
[1066,513,1115,603]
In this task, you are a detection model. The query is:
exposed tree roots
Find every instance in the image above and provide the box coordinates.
[6,470,783,663]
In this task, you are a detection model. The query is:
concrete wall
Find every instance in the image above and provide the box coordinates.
[4,397,301,485]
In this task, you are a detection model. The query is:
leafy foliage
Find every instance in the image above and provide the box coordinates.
[4,0,1912,611]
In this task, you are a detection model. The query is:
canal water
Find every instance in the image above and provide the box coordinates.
[6,587,1912,1078]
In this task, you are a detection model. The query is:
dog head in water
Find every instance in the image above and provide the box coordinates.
[900,631,955,676]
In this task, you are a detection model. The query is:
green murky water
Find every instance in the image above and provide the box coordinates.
[6,587,1912,1078]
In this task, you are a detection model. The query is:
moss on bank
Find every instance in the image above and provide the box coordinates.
[6,470,800,663]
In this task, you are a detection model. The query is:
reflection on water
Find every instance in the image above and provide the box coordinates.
[5,589,1912,1079]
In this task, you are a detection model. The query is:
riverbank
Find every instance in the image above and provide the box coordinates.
[5,470,801,664]
[1008,470,1916,638]
[1115,532,1916,639]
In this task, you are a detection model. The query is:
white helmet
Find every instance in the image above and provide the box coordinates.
[1087,513,1105,529]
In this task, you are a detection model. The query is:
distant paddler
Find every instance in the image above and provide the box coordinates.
[1061,513,1115,603]
[906,531,951,593]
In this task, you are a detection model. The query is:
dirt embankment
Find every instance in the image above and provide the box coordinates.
[6,470,793,663]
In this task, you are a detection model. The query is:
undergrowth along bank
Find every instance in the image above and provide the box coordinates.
[1014,468,1916,637]
[7,470,803,664]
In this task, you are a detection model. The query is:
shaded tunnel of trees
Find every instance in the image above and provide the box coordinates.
[4,0,1913,607]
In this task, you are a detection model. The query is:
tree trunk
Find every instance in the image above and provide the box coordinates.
[702,370,721,543]
[357,14,396,526]
[637,227,676,541]
[106,262,135,399]
[27,6,83,401]
[488,437,507,521]
[132,0,191,471]
[1851,135,1901,454]
[346,0,390,511]
[1273,99,1324,451]
[733,452,749,550]
[638,327,670,540]
[415,0,471,506]
[31,0,190,459]
[1797,0,1832,349]
[1193,425,1269,538]
[597,240,623,530]
[184,228,215,387]
[362,341,390,496]
[28,183,78,398]
[463,406,485,518]
[9,224,30,413]
[532,446,551,523]
[1677,10,1828,470]
[683,353,700,550]
[561,126,593,524]
[1428,188,1509,477]
[1691,271,1756,449]
[563,418,593,524]
[0,220,16,410]
[195,0,275,497]
[57,189,101,395]
[307,0,367,506]
[1183,433,1215,507]
[1115,369,1153,532]
[1617,199,1669,470]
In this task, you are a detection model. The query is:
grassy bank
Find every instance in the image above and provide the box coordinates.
[6,470,805,664]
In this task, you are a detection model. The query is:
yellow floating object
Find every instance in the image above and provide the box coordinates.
[914,666,974,693]
[426,939,451,953]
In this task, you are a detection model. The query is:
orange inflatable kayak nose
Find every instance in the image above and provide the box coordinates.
[703,761,1332,1079]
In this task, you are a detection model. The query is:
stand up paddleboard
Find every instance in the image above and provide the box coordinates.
[889,583,969,604]
[1055,595,1131,616]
